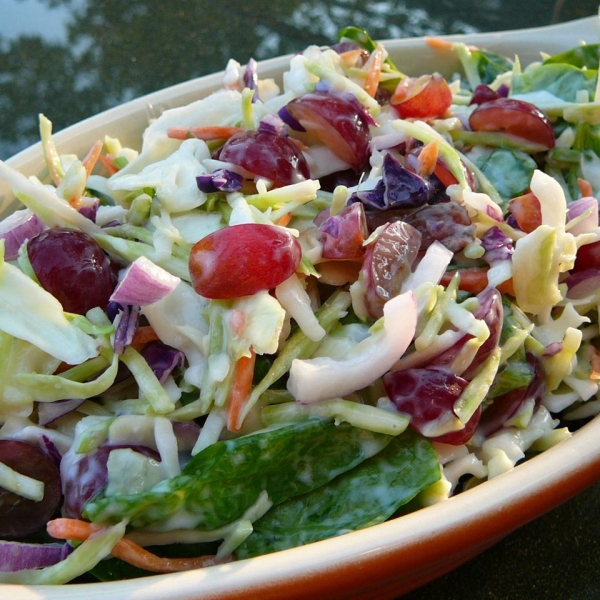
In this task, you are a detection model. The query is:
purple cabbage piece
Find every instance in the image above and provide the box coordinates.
[141,341,186,384]
[318,202,368,260]
[277,105,306,132]
[243,57,258,102]
[351,180,386,209]
[112,304,141,355]
[38,399,85,427]
[0,209,46,261]
[258,113,289,136]
[77,197,99,222]
[62,444,161,518]
[566,268,600,300]
[481,226,514,263]
[382,152,434,209]
[330,40,361,54]
[350,153,435,211]
[41,435,63,469]
[196,169,244,193]
[0,541,72,573]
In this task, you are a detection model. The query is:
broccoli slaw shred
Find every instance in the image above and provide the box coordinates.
[0,26,599,582]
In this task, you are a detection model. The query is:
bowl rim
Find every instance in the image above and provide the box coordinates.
[2,14,600,600]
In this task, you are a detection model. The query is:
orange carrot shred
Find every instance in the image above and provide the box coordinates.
[98,154,120,176]
[130,325,161,349]
[82,140,103,177]
[363,43,385,98]
[440,267,514,296]
[424,37,454,51]
[417,139,440,178]
[227,349,257,433]
[339,48,367,68]
[166,126,244,141]
[578,177,594,198]
[47,518,227,573]
[274,213,292,227]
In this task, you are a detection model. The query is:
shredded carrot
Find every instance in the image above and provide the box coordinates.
[578,177,594,198]
[98,154,120,176]
[440,267,515,296]
[227,349,257,433]
[417,139,440,178]
[130,325,161,349]
[363,43,385,98]
[339,48,367,68]
[424,37,454,51]
[166,126,245,141]
[274,213,292,227]
[82,140,103,177]
[47,518,227,573]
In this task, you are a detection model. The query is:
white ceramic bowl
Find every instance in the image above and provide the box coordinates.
[2,15,600,600]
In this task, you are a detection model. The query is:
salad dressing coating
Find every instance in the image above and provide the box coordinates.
[0,26,599,583]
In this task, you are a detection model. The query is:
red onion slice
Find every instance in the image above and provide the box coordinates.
[0,209,46,260]
[110,256,181,306]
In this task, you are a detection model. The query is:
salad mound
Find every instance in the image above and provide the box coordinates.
[0,26,599,583]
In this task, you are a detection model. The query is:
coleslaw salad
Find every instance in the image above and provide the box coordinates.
[0,18,599,585]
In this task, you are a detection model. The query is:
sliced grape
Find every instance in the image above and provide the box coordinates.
[189,223,302,299]
[285,92,372,169]
[0,440,62,538]
[359,220,422,319]
[383,367,471,442]
[469,98,555,150]
[216,130,310,187]
[27,227,117,315]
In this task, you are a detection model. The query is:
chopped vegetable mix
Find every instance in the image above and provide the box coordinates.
[0,24,599,584]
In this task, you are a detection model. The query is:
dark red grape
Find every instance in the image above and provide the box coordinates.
[217,130,310,187]
[573,240,600,272]
[383,367,470,442]
[0,440,62,538]
[469,84,502,105]
[364,201,476,256]
[27,227,117,315]
[189,223,302,299]
[469,97,555,150]
[359,220,422,319]
[431,404,482,445]
[285,92,372,169]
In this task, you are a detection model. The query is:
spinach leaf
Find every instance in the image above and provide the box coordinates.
[235,431,440,559]
[472,148,537,201]
[84,419,392,531]
[472,49,513,84]
[512,64,597,102]
[543,43,600,70]
[487,359,534,399]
